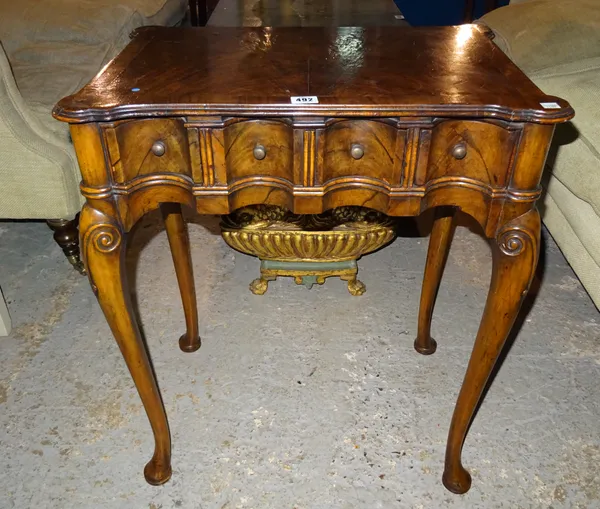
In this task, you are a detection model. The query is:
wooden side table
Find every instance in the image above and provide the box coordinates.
[53,26,573,494]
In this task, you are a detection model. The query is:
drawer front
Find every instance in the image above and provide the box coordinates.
[106,118,192,183]
[223,120,294,183]
[420,120,520,187]
[321,120,406,186]
[103,118,521,202]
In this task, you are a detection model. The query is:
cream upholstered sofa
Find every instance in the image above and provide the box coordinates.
[480,0,600,309]
[0,0,187,270]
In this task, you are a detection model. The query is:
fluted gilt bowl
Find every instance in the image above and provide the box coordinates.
[220,205,396,295]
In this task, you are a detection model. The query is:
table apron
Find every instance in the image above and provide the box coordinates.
[70,118,555,238]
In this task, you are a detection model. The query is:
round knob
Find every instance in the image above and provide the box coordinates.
[350,143,364,160]
[151,141,166,157]
[451,142,467,160]
[253,144,267,160]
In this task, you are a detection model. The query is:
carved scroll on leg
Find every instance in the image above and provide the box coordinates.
[442,208,541,494]
[80,205,172,485]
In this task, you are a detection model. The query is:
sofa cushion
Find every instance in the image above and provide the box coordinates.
[543,176,600,308]
[0,0,184,55]
[479,0,600,75]
[0,42,83,219]
[479,0,600,306]
[0,0,186,143]
[535,68,600,217]
[480,0,600,216]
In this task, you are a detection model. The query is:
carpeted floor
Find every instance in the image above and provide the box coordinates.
[0,211,599,509]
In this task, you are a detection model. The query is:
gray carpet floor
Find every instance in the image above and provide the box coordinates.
[0,212,599,509]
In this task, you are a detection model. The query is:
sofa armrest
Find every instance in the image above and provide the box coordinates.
[0,41,74,154]
[479,0,600,76]
[0,41,82,219]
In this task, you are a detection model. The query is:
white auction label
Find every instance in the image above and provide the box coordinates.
[290,96,319,104]
[540,102,561,109]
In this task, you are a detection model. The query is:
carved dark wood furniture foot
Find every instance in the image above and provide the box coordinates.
[47,217,86,274]
[54,26,572,493]
[188,0,218,26]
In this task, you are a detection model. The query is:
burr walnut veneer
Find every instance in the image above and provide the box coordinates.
[54,26,573,494]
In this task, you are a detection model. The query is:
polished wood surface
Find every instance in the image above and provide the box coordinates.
[414,207,456,355]
[444,208,541,494]
[108,119,192,182]
[161,203,201,352]
[55,26,571,123]
[79,204,172,485]
[47,217,85,274]
[55,26,573,493]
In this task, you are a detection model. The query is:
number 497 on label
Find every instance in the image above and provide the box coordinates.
[290,96,319,104]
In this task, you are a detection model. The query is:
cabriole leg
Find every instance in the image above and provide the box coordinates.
[442,209,540,494]
[161,203,201,353]
[80,205,172,485]
[414,207,457,355]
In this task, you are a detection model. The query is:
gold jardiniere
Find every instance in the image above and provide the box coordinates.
[220,205,397,295]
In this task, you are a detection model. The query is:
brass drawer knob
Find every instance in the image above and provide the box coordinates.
[350,143,364,160]
[253,144,267,160]
[451,142,467,160]
[151,141,166,157]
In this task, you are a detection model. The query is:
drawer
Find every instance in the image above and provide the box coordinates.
[420,120,520,187]
[321,120,406,186]
[224,120,294,183]
[106,118,192,183]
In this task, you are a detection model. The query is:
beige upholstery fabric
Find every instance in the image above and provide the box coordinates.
[481,0,600,75]
[0,0,186,219]
[543,177,600,303]
[1,0,186,127]
[0,42,83,219]
[537,69,600,218]
[480,0,600,308]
